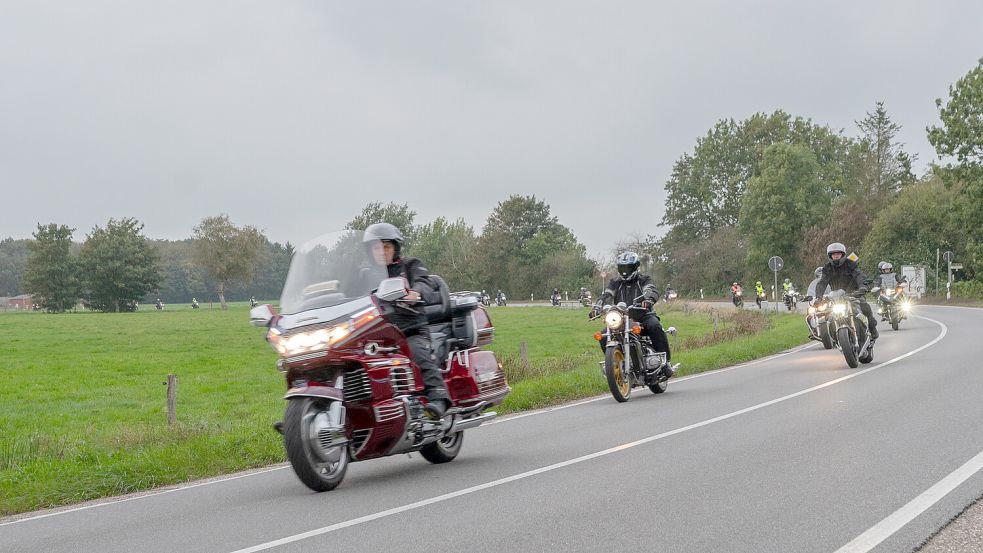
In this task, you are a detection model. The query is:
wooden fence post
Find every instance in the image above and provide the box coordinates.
[519,342,529,371]
[166,374,177,425]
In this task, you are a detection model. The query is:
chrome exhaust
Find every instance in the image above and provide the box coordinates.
[449,411,497,433]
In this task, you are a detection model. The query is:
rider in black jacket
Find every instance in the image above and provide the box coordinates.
[365,223,452,418]
[815,242,879,340]
[592,251,673,371]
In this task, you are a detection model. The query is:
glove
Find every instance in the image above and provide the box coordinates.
[641,300,654,310]
[589,306,601,319]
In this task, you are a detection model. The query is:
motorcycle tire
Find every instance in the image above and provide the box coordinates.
[837,327,860,368]
[420,431,463,464]
[604,347,631,403]
[859,348,874,364]
[819,324,833,350]
[648,373,668,394]
[283,397,349,492]
[891,314,900,331]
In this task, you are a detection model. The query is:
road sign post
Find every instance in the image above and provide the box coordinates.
[768,256,784,313]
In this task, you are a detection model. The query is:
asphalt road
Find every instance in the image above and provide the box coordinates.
[3,305,982,553]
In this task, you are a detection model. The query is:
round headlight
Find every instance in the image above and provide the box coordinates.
[604,311,624,329]
[807,306,817,315]
[832,303,847,316]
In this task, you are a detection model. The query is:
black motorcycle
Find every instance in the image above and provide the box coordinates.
[550,293,561,307]
[783,288,799,311]
[591,297,678,402]
[495,292,507,307]
[822,290,874,368]
[872,285,910,331]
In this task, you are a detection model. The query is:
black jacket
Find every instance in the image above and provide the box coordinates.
[384,257,441,332]
[601,274,660,307]
[816,259,865,296]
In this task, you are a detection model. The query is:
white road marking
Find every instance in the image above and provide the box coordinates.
[834,447,983,553]
[227,316,948,553]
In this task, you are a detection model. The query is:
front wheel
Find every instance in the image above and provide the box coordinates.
[420,431,463,464]
[283,397,349,492]
[837,326,859,368]
[890,310,900,331]
[819,323,833,350]
[604,347,631,402]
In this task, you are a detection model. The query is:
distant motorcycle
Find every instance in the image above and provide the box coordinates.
[250,297,258,308]
[579,290,593,307]
[155,299,164,311]
[479,292,491,307]
[591,296,678,402]
[732,289,744,308]
[495,292,507,307]
[822,290,874,368]
[872,285,911,331]
[783,288,799,311]
[550,292,561,307]
[663,287,678,303]
[191,298,200,309]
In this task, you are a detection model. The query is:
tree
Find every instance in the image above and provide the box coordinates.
[345,202,418,247]
[79,218,161,312]
[855,101,915,195]
[0,238,31,296]
[662,111,853,241]
[192,215,267,310]
[21,224,81,312]
[927,58,983,280]
[412,218,479,290]
[859,178,967,288]
[738,144,828,272]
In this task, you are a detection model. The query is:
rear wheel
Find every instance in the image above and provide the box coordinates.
[604,347,631,402]
[837,326,859,368]
[283,397,349,492]
[648,375,668,394]
[420,431,463,464]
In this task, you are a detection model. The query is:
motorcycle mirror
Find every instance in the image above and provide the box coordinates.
[870,287,881,294]
[250,304,276,327]
[804,295,813,302]
[376,277,408,302]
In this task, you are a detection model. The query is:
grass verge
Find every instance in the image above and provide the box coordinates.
[0,303,806,516]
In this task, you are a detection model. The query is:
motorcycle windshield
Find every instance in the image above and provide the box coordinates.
[279,230,389,315]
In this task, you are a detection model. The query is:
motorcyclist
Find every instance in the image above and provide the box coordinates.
[806,267,831,300]
[730,282,744,306]
[365,222,452,419]
[191,297,199,309]
[155,298,163,310]
[664,283,676,301]
[782,278,793,294]
[815,242,879,339]
[496,289,506,305]
[591,251,673,376]
[873,261,906,292]
[250,296,257,307]
[754,281,765,308]
[551,288,561,306]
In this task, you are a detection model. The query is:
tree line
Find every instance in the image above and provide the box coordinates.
[3,195,598,312]
[643,58,982,297]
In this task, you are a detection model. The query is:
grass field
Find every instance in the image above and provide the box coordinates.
[0,302,807,515]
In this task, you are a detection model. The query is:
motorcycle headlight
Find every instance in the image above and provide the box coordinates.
[807,306,817,315]
[604,311,624,329]
[817,303,827,312]
[901,301,911,312]
[832,303,847,316]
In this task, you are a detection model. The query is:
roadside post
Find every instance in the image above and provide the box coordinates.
[769,256,784,314]
[943,251,953,301]
[165,374,177,425]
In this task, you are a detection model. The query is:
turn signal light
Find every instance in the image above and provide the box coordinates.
[631,325,642,335]
[593,332,603,341]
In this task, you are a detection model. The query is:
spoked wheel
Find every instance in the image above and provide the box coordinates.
[283,397,349,492]
[837,327,859,368]
[604,347,631,402]
[420,431,463,464]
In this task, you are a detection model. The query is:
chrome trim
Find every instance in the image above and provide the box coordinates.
[284,351,328,364]
[373,400,405,422]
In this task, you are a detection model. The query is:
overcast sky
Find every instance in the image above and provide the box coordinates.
[2,1,981,257]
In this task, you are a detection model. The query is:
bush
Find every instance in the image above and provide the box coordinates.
[952,280,983,300]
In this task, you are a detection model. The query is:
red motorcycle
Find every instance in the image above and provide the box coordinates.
[250,231,509,492]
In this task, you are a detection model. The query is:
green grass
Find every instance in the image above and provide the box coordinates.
[0,303,807,515]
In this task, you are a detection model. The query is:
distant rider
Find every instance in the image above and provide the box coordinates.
[754,281,765,308]
[873,262,906,292]
[815,242,879,339]
[591,251,673,376]
[806,267,831,301]
[731,282,743,306]
[365,222,452,419]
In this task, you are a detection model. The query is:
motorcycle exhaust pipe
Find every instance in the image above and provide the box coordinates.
[450,411,497,433]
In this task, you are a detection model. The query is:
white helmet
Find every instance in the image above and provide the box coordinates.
[826,242,847,266]
[880,261,893,273]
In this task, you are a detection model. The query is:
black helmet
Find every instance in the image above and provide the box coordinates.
[615,251,641,279]
[364,223,404,256]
